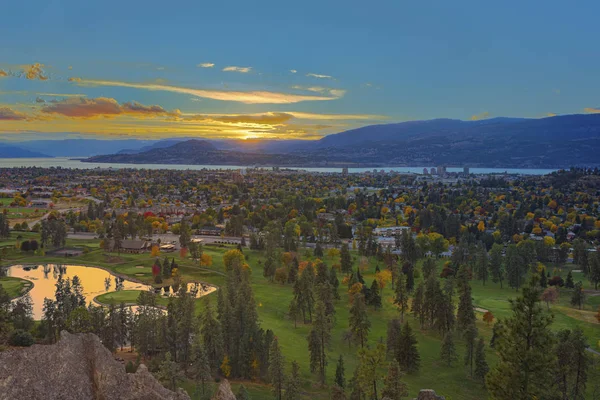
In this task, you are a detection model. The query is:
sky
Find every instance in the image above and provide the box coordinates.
[1,0,599,141]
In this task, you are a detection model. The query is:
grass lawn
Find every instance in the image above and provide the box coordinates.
[96,290,171,307]
[0,276,31,298]
[3,236,599,399]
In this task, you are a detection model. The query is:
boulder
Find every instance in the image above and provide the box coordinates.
[0,331,190,400]
[212,379,236,400]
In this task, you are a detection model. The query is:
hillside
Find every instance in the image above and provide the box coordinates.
[0,143,49,158]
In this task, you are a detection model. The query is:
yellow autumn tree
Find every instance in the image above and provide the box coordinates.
[477,220,485,232]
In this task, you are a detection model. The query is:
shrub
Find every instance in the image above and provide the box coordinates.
[548,276,564,287]
[9,329,35,347]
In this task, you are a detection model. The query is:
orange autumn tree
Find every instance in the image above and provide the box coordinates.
[150,245,160,257]
[200,253,213,267]
[483,311,495,326]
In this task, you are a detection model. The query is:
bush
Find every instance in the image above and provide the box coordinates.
[125,361,138,373]
[9,329,35,347]
[548,276,564,287]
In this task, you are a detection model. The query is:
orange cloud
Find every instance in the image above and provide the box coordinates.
[40,97,180,119]
[547,112,557,117]
[72,79,341,104]
[584,107,600,114]
[0,70,8,77]
[68,77,82,82]
[470,111,490,121]
[0,107,27,120]
[184,112,294,125]
[22,63,48,80]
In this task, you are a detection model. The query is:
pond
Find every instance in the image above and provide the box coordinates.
[5,264,215,319]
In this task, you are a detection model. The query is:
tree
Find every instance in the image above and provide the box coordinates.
[349,294,370,348]
[190,344,211,398]
[440,331,458,366]
[411,282,424,328]
[473,338,489,383]
[395,322,420,373]
[464,324,478,377]
[356,343,386,400]
[482,311,494,327]
[309,299,332,385]
[570,281,585,310]
[394,273,409,322]
[284,361,301,400]
[382,359,409,400]
[565,270,575,289]
[369,279,382,309]
[340,243,352,273]
[486,276,556,400]
[237,385,250,400]
[269,338,286,400]
[541,286,559,310]
[157,352,184,392]
[555,328,589,400]
[335,355,346,389]
[456,273,476,333]
[588,252,600,290]
[386,319,402,359]
[422,257,436,280]
[489,243,505,288]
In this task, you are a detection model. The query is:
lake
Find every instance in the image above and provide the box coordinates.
[0,158,557,175]
[5,264,214,319]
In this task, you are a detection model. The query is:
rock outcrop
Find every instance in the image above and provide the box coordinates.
[413,389,445,400]
[212,379,236,400]
[0,331,190,400]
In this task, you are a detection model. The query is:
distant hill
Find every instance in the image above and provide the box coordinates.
[16,139,161,157]
[300,114,600,168]
[117,139,189,155]
[84,139,312,166]
[0,143,49,158]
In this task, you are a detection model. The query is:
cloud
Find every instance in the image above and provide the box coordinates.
[72,79,341,104]
[37,92,87,98]
[184,112,294,125]
[0,70,7,77]
[22,63,48,80]
[40,97,180,119]
[470,111,490,121]
[0,107,27,120]
[290,69,297,74]
[197,63,215,68]
[286,111,386,121]
[584,107,600,114]
[222,66,252,73]
[68,77,82,82]
[35,97,45,103]
[291,85,347,98]
[546,112,557,117]
[306,73,333,79]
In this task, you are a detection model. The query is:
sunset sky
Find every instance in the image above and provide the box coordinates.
[1,0,599,141]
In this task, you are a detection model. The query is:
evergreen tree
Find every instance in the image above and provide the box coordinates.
[395,322,420,373]
[473,337,489,383]
[329,267,340,300]
[422,257,437,280]
[157,352,184,392]
[394,273,409,322]
[237,385,250,400]
[314,242,324,258]
[340,243,352,273]
[486,276,556,400]
[464,324,478,377]
[269,338,286,400]
[440,331,458,366]
[411,282,425,328]
[565,270,575,288]
[349,293,370,348]
[369,279,382,309]
[199,300,224,371]
[489,243,505,288]
[570,281,585,309]
[456,272,476,333]
[382,359,409,400]
[356,343,386,400]
[386,319,402,359]
[475,245,489,285]
[335,355,346,389]
[555,328,589,400]
[190,343,212,398]
[284,361,301,400]
[287,257,299,283]
[309,299,332,385]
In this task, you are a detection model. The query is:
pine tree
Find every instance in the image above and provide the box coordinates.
[349,293,370,348]
[565,270,575,288]
[314,242,324,257]
[199,300,224,371]
[411,282,425,328]
[486,275,556,400]
[473,337,489,383]
[309,299,332,385]
[395,322,420,373]
[464,324,478,377]
[570,281,586,309]
[475,245,489,285]
[382,359,409,400]
[456,274,476,333]
[489,243,505,288]
[386,319,401,359]
[269,338,286,400]
[440,331,458,366]
[422,257,437,280]
[394,273,409,322]
[555,328,589,400]
[335,355,346,389]
[369,279,382,309]
[340,243,352,273]
[284,361,301,400]
[237,384,250,400]
[157,352,184,392]
[190,344,212,398]
[329,267,340,300]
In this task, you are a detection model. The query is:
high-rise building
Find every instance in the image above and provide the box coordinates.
[342,167,349,176]
[422,168,429,175]
[463,166,470,175]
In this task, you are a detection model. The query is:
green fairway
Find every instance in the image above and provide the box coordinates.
[0,276,31,298]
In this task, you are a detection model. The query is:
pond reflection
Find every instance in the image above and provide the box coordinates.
[7,264,215,319]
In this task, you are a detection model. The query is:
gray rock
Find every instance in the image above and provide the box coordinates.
[212,379,236,400]
[0,331,190,400]
[413,389,445,400]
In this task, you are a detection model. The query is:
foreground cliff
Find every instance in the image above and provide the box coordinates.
[0,331,190,400]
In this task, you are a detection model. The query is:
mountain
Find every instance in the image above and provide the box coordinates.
[116,139,190,154]
[300,114,600,168]
[16,139,165,157]
[84,139,312,166]
[0,143,50,158]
